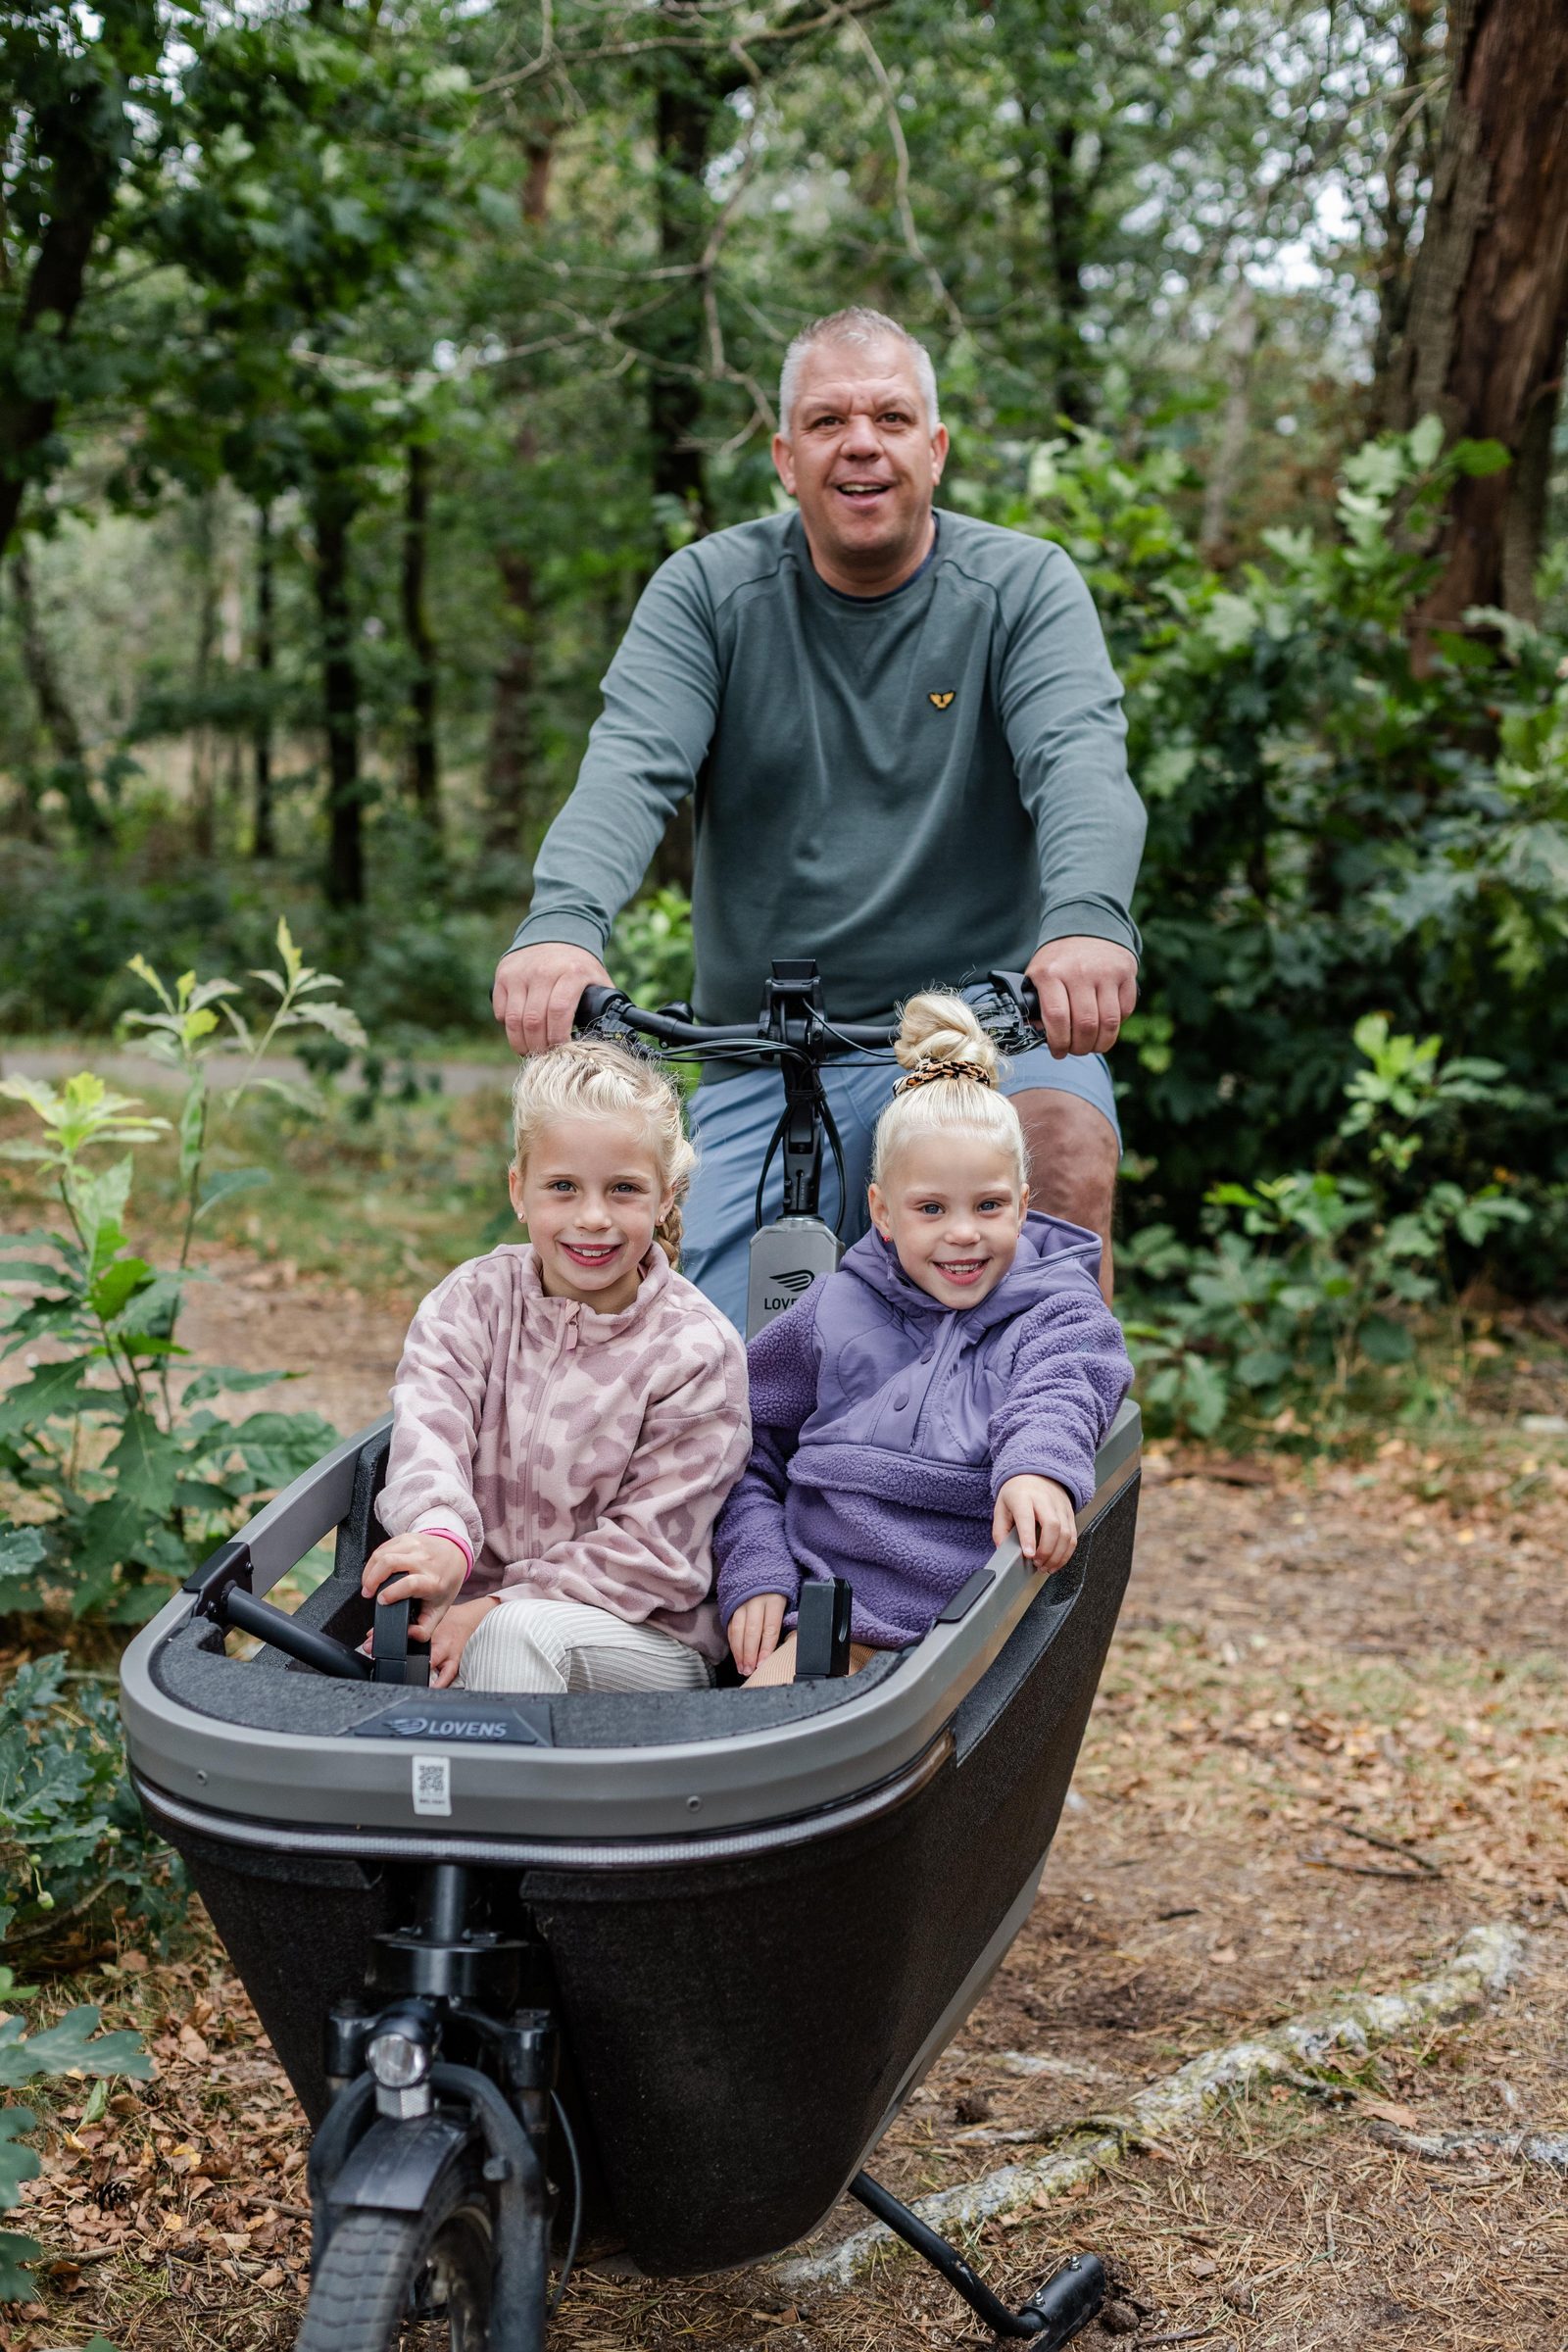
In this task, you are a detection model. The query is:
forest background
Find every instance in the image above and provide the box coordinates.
[4,0,1568,1428]
[3,13,1568,2331]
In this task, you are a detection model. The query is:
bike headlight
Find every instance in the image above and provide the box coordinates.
[367,2028,430,2090]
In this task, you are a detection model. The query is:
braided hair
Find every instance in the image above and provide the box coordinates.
[511,1038,696,1268]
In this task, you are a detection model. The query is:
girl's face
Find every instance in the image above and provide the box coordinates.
[867,1134,1028,1310]
[512,1114,673,1315]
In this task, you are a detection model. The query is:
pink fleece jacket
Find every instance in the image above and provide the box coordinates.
[377,1243,751,1661]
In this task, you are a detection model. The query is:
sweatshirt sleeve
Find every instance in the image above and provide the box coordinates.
[377,1271,494,1557]
[998,544,1147,963]
[511,552,721,959]
[988,1284,1134,1510]
[501,1325,751,1620]
[712,1290,822,1628]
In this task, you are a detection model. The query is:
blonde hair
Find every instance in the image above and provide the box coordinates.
[871,992,1027,1192]
[511,1039,696,1266]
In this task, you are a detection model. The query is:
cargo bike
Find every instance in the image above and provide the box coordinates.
[119,963,1143,2352]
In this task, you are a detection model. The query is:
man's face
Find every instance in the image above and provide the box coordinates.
[772,338,949,588]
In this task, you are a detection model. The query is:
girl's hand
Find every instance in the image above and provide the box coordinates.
[993,1476,1077,1572]
[426,1594,499,1690]
[728,1592,788,1678]
[363,1533,469,1642]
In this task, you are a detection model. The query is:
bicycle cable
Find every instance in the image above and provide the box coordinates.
[548,2087,583,2319]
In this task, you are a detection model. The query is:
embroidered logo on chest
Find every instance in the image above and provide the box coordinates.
[928,690,956,710]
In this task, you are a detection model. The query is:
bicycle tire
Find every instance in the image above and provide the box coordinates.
[294,2170,494,2352]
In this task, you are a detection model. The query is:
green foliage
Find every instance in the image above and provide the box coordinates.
[0,923,349,1624]
[0,1654,185,1963]
[0,1954,149,2302]
[611,888,696,1010]
[988,420,1568,1279]
[1122,1019,1532,1441]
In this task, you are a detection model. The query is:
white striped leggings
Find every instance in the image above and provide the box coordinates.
[457,1597,713,1695]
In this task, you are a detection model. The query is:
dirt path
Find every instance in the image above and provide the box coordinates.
[9,1276,1568,2351]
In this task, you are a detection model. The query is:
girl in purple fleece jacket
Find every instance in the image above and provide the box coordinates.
[713,992,1132,1686]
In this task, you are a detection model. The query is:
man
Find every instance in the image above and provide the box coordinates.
[493,306,1145,1329]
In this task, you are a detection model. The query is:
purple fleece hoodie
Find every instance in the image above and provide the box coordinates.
[713,1211,1133,1649]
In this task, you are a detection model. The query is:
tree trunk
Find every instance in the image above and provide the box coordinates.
[190,493,218,858]
[646,27,733,533]
[1388,0,1568,624]
[0,56,123,559]
[1200,278,1257,565]
[1045,115,1093,425]
[486,543,537,858]
[313,465,365,907]
[12,542,104,838]
[1366,0,1443,426]
[402,437,440,833]
[253,503,276,858]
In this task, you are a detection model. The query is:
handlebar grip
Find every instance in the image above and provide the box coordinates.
[988,969,1043,1025]
[371,1592,431,1687]
[219,1587,374,1682]
[576,984,627,1030]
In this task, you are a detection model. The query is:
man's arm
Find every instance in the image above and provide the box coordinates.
[998,546,1148,1056]
[493,553,722,1054]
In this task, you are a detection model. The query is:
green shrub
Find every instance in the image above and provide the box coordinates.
[0,1654,185,1965]
[611,887,695,1010]
[0,1960,149,2302]
[1121,1015,1532,1440]
[984,419,1568,1285]
[0,924,356,1624]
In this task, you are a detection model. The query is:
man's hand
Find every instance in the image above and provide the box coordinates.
[992,1475,1078,1571]
[728,1592,788,1678]
[1026,937,1138,1057]
[492,942,612,1057]
[362,1533,469,1642]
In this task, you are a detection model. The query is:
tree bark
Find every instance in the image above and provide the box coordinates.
[486,540,537,858]
[312,465,364,906]
[189,494,219,859]
[1200,278,1256,564]
[253,503,276,858]
[1388,0,1568,624]
[402,438,440,833]
[12,543,104,838]
[0,52,125,559]
[1045,115,1093,425]
[648,68,717,529]
[1366,0,1443,425]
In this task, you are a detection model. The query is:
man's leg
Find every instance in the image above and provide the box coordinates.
[1011,1088,1120,1300]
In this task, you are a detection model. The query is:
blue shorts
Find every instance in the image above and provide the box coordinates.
[682,997,1119,1334]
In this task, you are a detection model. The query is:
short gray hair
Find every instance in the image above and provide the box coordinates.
[777,306,941,439]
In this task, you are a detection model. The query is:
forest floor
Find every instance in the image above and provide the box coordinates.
[4,1116,1568,2350]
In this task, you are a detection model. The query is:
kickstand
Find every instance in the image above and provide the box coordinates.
[850,2172,1104,2346]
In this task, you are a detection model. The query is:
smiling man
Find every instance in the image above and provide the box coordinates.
[493,307,1146,1328]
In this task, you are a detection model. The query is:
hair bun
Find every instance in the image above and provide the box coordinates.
[892,991,1001,1083]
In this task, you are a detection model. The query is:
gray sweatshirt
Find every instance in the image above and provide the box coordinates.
[514,508,1145,1025]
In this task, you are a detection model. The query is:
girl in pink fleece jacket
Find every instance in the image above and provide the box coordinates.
[362,1040,751,1692]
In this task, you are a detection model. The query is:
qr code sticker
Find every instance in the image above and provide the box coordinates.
[411,1752,451,1817]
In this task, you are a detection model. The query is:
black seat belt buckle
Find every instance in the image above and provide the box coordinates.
[796,1577,853,1679]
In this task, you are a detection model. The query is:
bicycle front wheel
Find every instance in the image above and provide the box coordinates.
[294,2166,498,2352]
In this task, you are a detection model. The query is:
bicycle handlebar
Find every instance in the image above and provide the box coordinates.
[574,969,1042,1058]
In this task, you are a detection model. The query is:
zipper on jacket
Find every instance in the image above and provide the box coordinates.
[908,1307,970,1451]
[518,1318,579,1562]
